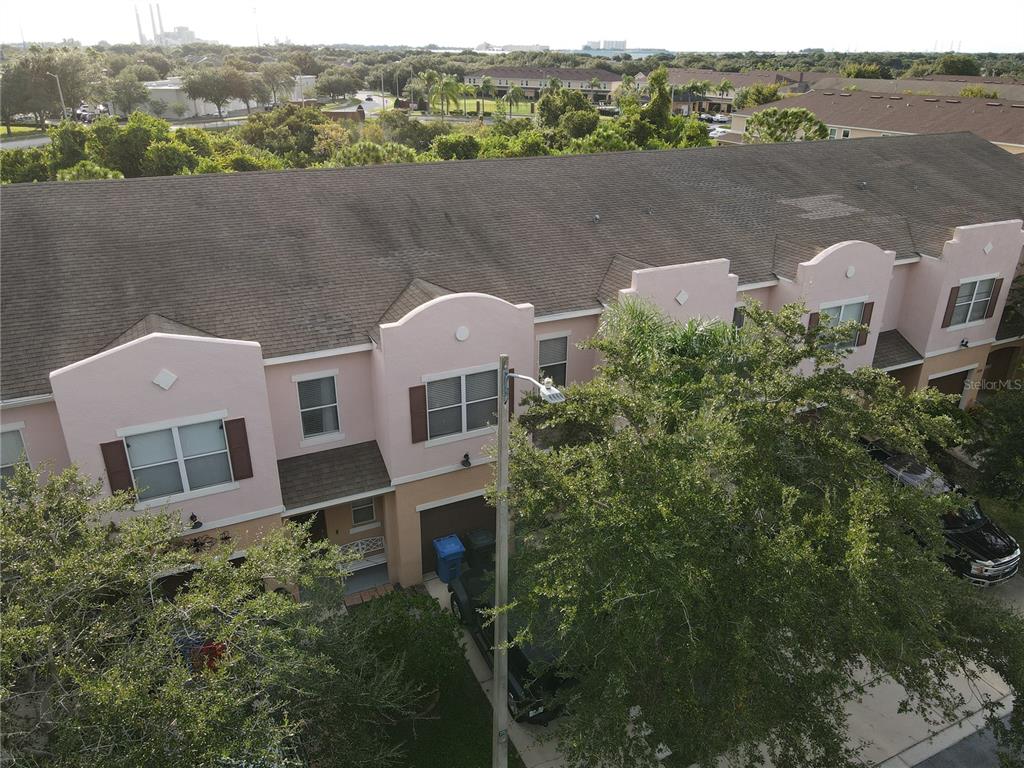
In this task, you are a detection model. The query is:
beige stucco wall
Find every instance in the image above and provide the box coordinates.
[386,462,494,586]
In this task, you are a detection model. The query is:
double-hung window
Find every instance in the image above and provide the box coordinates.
[539,336,569,386]
[1,430,27,481]
[950,278,996,326]
[820,301,865,348]
[352,498,376,526]
[125,419,232,501]
[426,370,498,440]
[298,376,340,439]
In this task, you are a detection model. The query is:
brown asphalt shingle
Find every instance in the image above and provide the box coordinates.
[277,441,390,510]
[2,133,1023,400]
[740,91,1024,146]
[872,330,925,370]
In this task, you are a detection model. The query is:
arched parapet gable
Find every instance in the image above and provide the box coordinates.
[618,258,739,324]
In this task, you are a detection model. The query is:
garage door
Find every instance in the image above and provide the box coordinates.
[929,369,970,404]
[420,495,495,574]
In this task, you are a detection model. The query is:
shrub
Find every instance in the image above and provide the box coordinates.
[1,147,51,184]
[55,161,124,181]
[430,132,480,160]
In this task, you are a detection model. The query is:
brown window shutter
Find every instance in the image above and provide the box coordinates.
[224,418,253,480]
[409,385,428,443]
[807,312,820,331]
[984,278,1004,319]
[856,301,874,346]
[100,440,135,494]
[940,286,959,328]
[507,368,515,421]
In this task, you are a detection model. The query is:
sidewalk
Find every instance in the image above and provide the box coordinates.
[423,573,1017,768]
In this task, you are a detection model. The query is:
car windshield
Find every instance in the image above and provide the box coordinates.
[942,498,985,530]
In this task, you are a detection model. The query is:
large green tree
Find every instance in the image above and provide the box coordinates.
[182,67,236,118]
[506,298,1024,768]
[0,464,460,767]
[743,106,829,143]
[968,386,1024,502]
[932,54,982,76]
[260,60,300,104]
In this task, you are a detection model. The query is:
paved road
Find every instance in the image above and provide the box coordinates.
[1,134,50,149]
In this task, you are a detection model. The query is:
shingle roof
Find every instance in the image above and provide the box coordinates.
[277,441,391,511]
[466,67,619,82]
[812,78,1024,102]
[872,330,925,370]
[100,313,214,352]
[639,68,802,90]
[743,90,1024,145]
[2,132,1023,400]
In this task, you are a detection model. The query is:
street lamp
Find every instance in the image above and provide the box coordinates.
[45,72,67,120]
[492,355,564,768]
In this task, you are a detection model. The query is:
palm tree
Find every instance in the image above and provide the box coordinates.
[717,79,734,98]
[506,85,525,118]
[543,77,563,95]
[589,76,603,103]
[430,74,463,122]
[477,75,494,117]
[417,69,439,114]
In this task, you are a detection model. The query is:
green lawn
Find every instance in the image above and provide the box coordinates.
[395,655,527,768]
[1,126,46,140]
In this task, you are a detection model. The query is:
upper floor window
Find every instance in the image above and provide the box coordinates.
[949,278,996,326]
[125,419,232,501]
[426,370,498,440]
[820,300,865,348]
[298,376,340,438]
[539,336,569,386]
[1,429,27,481]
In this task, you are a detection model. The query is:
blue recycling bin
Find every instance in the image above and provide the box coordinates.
[433,534,466,583]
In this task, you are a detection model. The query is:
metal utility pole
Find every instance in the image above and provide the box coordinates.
[492,353,510,768]
[45,72,66,119]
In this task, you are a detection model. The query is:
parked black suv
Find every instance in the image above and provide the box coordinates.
[865,442,1020,585]
[448,567,562,724]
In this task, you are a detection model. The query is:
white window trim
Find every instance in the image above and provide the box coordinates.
[537,330,572,341]
[349,521,382,535]
[123,417,235,504]
[117,410,228,437]
[1,426,29,472]
[296,374,342,441]
[945,274,1001,330]
[818,295,870,312]
[927,364,978,381]
[351,498,377,527]
[423,367,500,443]
[538,335,570,382]
[291,368,339,383]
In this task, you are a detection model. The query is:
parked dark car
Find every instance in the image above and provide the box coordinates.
[865,442,1020,585]
[448,567,563,724]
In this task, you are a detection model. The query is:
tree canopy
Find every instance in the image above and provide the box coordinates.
[743,106,829,143]
[0,463,463,768]
[505,298,1024,768]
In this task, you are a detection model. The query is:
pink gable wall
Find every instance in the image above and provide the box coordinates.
[264,350,376,460]
[374,293,534,483]
[49,333,282,528]
[1,401,71,478]
[620,259,739,323]
[775,241,895,371]
[898,220,1024,356]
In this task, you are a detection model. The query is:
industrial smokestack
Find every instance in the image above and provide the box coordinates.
[157,4,165,37]
[135,6,146,45]
[149,4,159,45]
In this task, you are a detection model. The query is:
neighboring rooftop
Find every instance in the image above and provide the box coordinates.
[638,68,828,90]
[2,132,1023,400]
[872,330,925,370]
[739,90,1024,147]
[464,66,620,82]
[811,77,1024,102]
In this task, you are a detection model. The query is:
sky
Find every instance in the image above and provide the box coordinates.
[4,0,1023,53]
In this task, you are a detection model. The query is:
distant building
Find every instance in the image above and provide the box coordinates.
[464,67,621,102]
[636,68,826,114]
[144,75,314,119]
[729,90,1024,153]
[584,40,626,50]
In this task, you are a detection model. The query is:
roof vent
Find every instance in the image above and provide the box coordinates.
[924,97,939,102]
[945,99,960,103]
[839,92,851,97]
[888,95,902,100]
[822,91,835,95]
[1011,104,1024,109]
[985,102,1002,107]
[593,214,601,223]
[869,94,883,99]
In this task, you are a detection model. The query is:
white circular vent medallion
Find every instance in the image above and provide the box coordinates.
[846,265,856,278]
[455,325,470,342]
